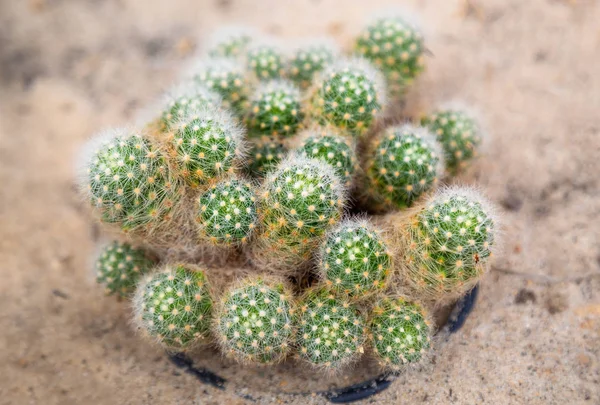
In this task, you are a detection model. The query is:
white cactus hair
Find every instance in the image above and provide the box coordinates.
[359,7,427,39]
[435,99,490,154]
[251,78,301,101]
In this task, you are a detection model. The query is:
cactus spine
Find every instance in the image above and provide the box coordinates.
[246,138,288,178]
[160,84,222,131]
[287,40,337,89]
[246,43,287,80]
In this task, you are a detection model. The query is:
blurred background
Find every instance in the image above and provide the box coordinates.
[1,0,599,404]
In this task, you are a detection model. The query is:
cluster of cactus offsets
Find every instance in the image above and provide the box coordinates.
[215,276,294,364]
[318,219,392,299]
[309,58,385,137]
[196,178,258,245]
[95,241,156,297]
[245,80,305,138]
[295,288,366,371]
[366,124,442,210]
[133,264,213,350]
[369,297,432,368]
[355,15,425,95]
[81,13,500,375]
[421,108,482,174]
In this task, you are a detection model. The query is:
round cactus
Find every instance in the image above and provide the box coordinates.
[246,43,286,80]
[214,276,295,364]
[257,155,346,259]
[160,84,222,131]
[95,241,155,297]
[133,264,213,350]
[82,129,181,232]
[421,108,482,174]
[206,26,255,58]
[245,80,305,138]
[196,178,258,245]
[403,186,498,300]
[355,15,425,95]
[246,137,288,178]
[366,124,443,209]
[369,297,432,368]
[308,58,385,137]
[295,288,366,371]
[318,219,391,299]
[191,58,253,114]
[287,40,337,89]
[168,107,245,186]
[295,129,357,187]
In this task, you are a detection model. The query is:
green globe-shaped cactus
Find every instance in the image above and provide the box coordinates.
[191,58,253,114]
[206,26,255,58]
[245,80,305,138]
[95,241,155,297]
[246,43,287,80]
[404,187,498,300]
[308,58,385,137]
[421,108,482,174]
[196,178,258,245]
[246,137,288,178]
[133,264,213,350]
[366,124,443,209]
[318,219,391,299]
[355,15,425,95]
[214,276,295,364]
[82,129,181,232]
[295,288,366,372]
[369,297,432,369]
[295,129,357,187]
[169,107,245,186]
[160,84,222,131]
[287,40,337,89]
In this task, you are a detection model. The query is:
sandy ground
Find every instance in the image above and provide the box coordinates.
[1,0,600,404]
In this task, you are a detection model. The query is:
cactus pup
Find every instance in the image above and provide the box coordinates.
[287,39,338,89]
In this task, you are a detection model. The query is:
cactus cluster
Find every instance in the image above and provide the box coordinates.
[81,13,499,377]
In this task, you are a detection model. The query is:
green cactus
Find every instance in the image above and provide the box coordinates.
[246,43,287,80]
[257,155,346,260]
[366,124,442,210]
[245,80,305,138]
[421,108,482,174]
[82,129,181,232]
[196,178,258,245]
[318,219,391,299]
[295,129,357,187]
[246,137,288,178]
[159,84,222,131]
[403,186,498,300]
[287,40,337,89]
[207,26,255,58]
[369,297,432,368]
[308,58,385,137]
[168,107,244,187]
[214,276,295,364]
[191,58,253,114]
[295,288,366,371]
[355,15,425,96]
[95,241,155,297]
[133,264,213,350]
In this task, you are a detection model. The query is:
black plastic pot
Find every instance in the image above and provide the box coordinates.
[168,285,479,403]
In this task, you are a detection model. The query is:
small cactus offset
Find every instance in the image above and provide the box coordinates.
[295,288,367,372]
[295,129,357,187]
[245,137,288,178]
[246,43,287,80]
[245,80,305,138]
[168,107,245,187]
[355,15,425,95]
[95,241,156,297]
[287,40,337,89]
[366,124,443,210]
[196,178,258,245]
[421,108,482,175]
[160,84,222,131]
[206,26,255,58]
[403,186,498,300]
[214,276,295,364]
[81,129,181,232]
[369,297,432,369]
[318,219,392,300]
[133,264,213,350]
[308,58,385,137]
